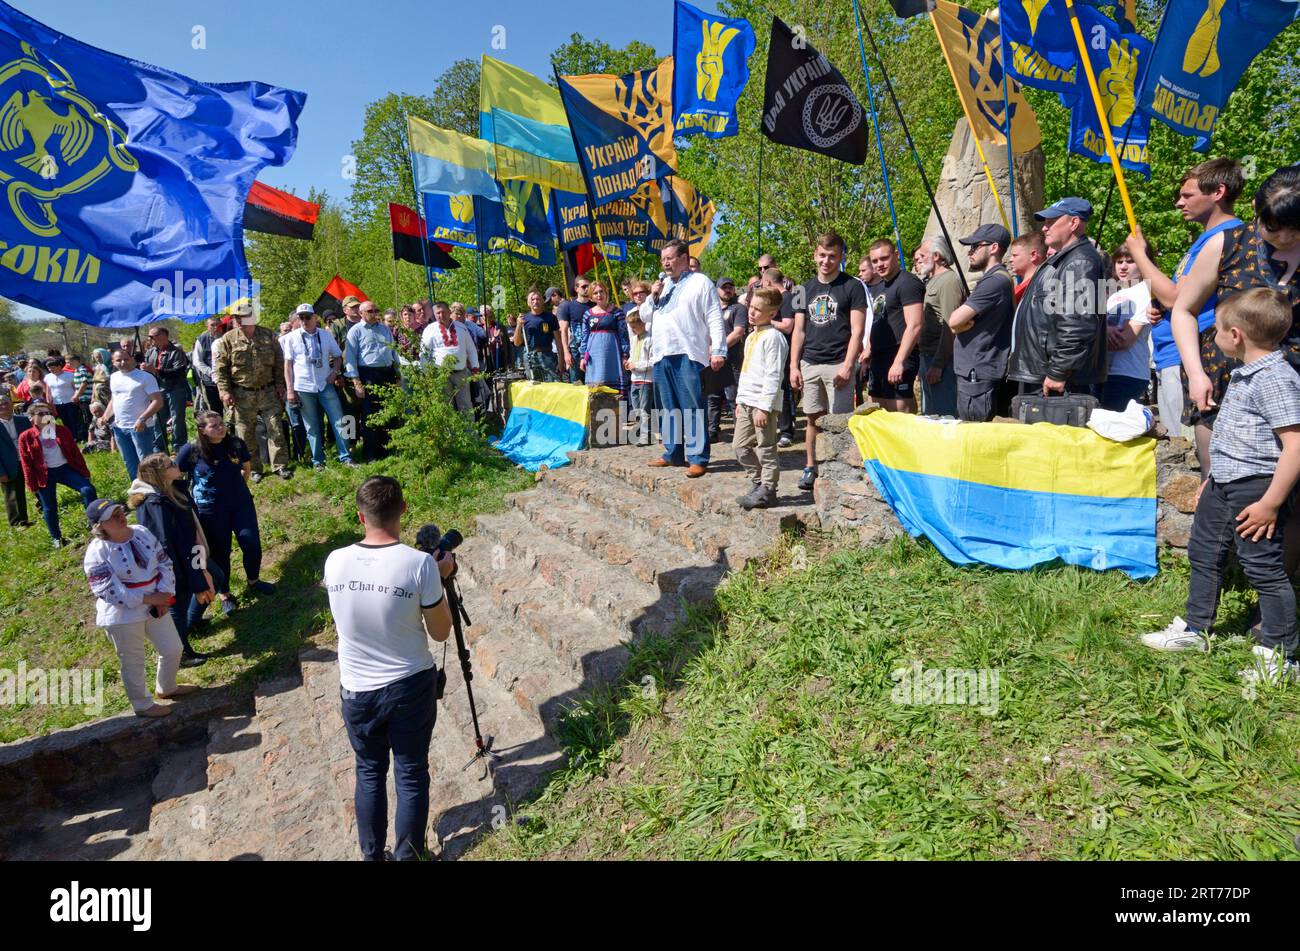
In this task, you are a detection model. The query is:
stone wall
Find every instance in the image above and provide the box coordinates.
[813,412,1199,553]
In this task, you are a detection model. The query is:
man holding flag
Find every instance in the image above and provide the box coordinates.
[646,239,726,478]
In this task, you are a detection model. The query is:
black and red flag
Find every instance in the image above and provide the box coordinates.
[564,243,603,285]
[389,203,460,270]
[313,275,368,317]
[243,181,320,240]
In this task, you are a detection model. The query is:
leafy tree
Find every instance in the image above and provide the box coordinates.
[0,299,23,355]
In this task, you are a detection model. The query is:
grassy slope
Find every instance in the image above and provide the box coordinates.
[473,536,1300,860]
[0,446,531,742]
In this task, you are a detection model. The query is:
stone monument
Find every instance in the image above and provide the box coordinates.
[924,117,1045,245]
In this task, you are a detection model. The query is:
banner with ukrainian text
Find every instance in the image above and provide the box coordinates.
[999,0,1080,95]
[1138,0,1298,151]
[0,0,304,327]
[672,0,755,138]
[557,60,679,206]
[1065,6,1152,177]
[652,176,715,257]
[848,411,1157,579]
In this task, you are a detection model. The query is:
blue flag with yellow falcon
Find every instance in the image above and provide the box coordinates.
[671,0,756,138]
[1139,0,1299,150]
[0,1,304,328]
[557,60,679,207]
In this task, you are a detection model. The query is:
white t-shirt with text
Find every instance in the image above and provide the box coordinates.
[324,541,444,692]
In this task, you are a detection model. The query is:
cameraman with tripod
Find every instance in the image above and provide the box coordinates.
[324,476,454,861]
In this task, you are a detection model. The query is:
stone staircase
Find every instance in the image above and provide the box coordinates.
[4,435,817,861]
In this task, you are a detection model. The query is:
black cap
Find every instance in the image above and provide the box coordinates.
[959,224,1012,248]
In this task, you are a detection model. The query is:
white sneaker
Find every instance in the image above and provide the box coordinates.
[1140,617,1210,652]
[1238,645,1300,685]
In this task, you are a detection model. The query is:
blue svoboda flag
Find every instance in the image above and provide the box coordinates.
[997,0,1151,175]
[421,180,557,266]
[1139,0,1299,150]
[671,0,756,138]
[0,1,304,327]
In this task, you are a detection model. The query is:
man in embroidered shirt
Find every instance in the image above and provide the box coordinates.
[420,302,475,415]
[646,240,726,478]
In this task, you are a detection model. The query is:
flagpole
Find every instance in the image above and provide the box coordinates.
[403,121,437,307]
[930,11,1011,232]
[854,5,968,293]
[850,0,905,266]
[1061,0,1137,234]
[1094,3,1169,245]
[996,14,1019,238]
[552,63,623,309]
[393,257,400,309]
[756,130,764,262]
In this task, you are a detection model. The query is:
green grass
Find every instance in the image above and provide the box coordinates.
[0,437,531,742]
[471,536,1300,861]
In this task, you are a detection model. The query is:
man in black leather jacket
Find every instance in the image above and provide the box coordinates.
[1009,198,1108,396]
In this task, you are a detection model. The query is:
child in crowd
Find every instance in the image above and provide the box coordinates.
[85,402,114,453]
[624,312,654,446]
[1143,288,1300,684]
[733,287,789,510]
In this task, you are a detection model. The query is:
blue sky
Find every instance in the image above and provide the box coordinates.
[7,0,678,320]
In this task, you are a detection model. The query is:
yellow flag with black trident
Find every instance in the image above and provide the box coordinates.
[930,0,1042,230]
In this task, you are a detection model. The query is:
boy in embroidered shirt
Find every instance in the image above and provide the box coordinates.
[733,288,789,510]
[1143,289,1300,684]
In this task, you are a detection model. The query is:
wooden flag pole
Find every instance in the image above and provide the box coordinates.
[930,11,1011,232]
[1061,0,1138,234]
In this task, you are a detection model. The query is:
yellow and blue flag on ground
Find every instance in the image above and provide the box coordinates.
[557,60,679,206]
[671,0,756,138]
[931,1,1042,151]
[0,0,304,327]
[493,382,599,471]
[479,55,584,193]
[848,412,1157,579]
[1139,0,1299,150]
[407,117,498,199]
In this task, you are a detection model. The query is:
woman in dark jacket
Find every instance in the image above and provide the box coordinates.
[128,452,229,665]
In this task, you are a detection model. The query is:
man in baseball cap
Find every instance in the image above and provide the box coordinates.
[958,223,1012,251]
[295,303,315,317]
[1033,197,1092,222]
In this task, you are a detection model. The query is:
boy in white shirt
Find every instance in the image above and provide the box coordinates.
[734,288,790,510]
[624,311,654,446]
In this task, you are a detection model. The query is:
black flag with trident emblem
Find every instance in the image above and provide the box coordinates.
[760,17,868,165]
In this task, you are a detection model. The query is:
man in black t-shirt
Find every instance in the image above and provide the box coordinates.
[791,232,867,491]
[948,225,1016,422]
[863,239,925,413]
[556,277,591,383]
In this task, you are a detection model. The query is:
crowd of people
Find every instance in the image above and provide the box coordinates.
[1,156,1297,732]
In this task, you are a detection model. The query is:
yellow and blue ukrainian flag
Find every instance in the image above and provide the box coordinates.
[848,412,1158,579]
[479,55,584,193]
[493,382,604,471]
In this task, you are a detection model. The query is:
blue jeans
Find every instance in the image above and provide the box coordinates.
[36,464,97,542]
[653,353,709,467]
[1099,374,1149,412]
[919,354,958,418]
[172,562,227,646]
[155,383,190,451]
[298,388,353,465]
[114,425,159,480]
[340,666,438,861]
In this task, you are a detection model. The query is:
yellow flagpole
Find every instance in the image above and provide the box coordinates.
[930,11,1010,233]
[592,217,622,309]
[1061,0,1138,233]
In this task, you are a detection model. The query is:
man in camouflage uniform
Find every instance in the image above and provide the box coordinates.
[214,305,293,483]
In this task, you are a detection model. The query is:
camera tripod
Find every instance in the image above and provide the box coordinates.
[442,569,498,773]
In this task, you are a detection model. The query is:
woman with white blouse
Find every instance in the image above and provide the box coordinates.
[82,498,199,718]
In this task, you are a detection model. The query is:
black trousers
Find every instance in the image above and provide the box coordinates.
[2,471,28,526]
[357,365,399,461]
[1186,474,1298,660]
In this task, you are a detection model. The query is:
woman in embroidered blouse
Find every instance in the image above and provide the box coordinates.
[82,498,199,718]
[579,281,630,397]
